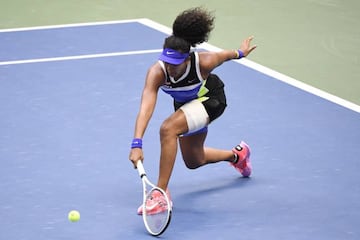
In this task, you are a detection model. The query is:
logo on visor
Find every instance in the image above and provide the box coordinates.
[166,51,175,55]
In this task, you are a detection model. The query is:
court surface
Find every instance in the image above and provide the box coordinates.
[1,20,359,240]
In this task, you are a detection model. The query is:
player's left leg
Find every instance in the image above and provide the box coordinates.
[179,133,235,169]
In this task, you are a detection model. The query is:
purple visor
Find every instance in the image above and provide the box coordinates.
[158,48,189,65]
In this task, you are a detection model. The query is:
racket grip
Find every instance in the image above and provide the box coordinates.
[136,160,146,177]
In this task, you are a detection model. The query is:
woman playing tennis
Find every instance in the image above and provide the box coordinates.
[129,7,257,214]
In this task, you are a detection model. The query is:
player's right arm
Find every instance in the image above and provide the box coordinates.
[129,62,165,166]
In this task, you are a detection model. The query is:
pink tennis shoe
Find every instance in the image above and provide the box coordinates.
[137,189,172,215]
[231,141,252,177]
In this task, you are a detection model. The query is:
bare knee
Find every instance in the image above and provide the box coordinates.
[159,119,177,138]
[183,156,205,169]
[184,161,201,169]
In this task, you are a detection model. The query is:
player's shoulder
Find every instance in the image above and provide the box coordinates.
[197,51,217,68]
[146,61,166,84]
[148,61,164,74]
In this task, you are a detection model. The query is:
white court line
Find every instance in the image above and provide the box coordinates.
[0,19,139,32]
[1,19,359,113]
[0,49,162,66]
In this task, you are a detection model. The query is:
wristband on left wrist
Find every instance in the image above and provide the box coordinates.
[237,50,244,59]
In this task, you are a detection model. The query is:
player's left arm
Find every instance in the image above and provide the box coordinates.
[199,36,257,76]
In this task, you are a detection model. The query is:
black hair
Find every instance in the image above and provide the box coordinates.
[163,7,215,53]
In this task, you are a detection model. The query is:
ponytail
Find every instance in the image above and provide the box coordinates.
[172,7,215,48]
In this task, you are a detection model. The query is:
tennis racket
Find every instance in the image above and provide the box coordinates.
[136,160,172,236]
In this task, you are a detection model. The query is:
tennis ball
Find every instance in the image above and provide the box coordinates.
[68,210,80,222]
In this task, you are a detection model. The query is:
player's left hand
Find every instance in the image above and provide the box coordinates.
[240,36,257,57]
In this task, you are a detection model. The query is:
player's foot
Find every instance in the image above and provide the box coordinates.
[137,189,172,215]
[231,141,252,177]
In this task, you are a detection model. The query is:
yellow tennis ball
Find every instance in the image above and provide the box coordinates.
[68,210,80,222]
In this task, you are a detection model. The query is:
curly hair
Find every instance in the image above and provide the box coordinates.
[163,7,215,53]
[173,7,215,46]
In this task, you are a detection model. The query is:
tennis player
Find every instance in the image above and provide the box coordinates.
[129,7,257,214]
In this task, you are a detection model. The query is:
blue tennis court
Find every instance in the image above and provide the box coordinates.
[1,20,359,240]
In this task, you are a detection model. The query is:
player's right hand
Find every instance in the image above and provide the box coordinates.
[129,148,144,168]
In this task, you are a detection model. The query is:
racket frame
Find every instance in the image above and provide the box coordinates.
[136,161,172,236]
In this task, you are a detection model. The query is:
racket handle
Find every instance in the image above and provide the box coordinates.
[136,160,146,178]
